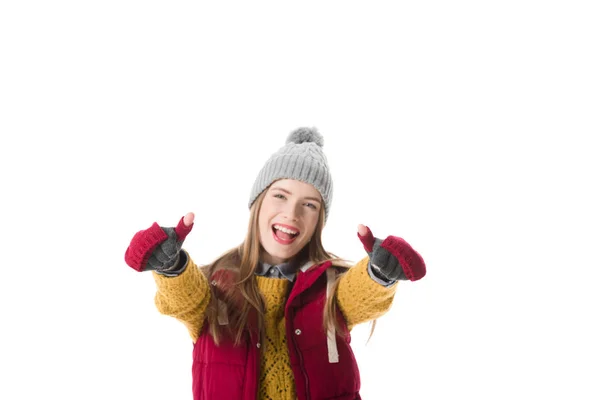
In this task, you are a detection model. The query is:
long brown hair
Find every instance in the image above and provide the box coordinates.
[200,186,362,346]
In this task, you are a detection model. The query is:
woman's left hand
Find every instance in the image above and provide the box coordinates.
[357,224,426,282]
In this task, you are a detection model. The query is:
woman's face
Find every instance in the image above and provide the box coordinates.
[258,179,322,265]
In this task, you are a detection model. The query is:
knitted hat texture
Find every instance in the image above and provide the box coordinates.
[248,127,333,223]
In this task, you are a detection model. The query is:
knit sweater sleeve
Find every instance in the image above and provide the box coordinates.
[336,256,398,330]
[152,250,211,342]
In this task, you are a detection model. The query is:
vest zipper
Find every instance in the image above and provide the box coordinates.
[291,333,310,400]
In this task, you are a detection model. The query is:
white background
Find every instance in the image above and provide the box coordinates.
[1,1,599,399]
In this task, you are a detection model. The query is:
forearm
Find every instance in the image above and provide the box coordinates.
[153,250,211,341]
[336,256,397,330]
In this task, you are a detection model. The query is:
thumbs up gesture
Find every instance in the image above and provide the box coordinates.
[357,224,426,282]
[125,212,195,272]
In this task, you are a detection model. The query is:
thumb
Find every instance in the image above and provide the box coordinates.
[357,224,375,253]
[183,212,195,227]
[357,224,368,237]
[175,212,195,241]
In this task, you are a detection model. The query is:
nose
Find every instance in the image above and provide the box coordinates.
[283,201,300,221]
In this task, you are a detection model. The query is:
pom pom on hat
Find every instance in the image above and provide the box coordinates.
[286,127,324,147]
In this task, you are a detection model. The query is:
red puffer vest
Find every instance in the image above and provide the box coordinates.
[191,260,362,400]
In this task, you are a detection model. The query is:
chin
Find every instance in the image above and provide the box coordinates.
[262,245,300,263]
[270,249,296,261]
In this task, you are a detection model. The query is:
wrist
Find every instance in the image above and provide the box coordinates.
[367,261,396,287]
[154,250,188,276]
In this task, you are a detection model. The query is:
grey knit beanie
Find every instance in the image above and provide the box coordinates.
[248,127,333,224]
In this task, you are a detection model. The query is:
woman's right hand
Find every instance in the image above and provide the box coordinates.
[125,212,195,272]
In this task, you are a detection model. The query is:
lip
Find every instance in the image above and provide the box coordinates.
[272,223,300,234]
[271,223,300,245]
[272,228,298,245]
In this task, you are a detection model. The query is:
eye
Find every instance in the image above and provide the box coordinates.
[305,203,317,210]
[274,193,286,199]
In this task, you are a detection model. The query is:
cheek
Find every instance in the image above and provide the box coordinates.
[304,213,319,237]
[257,214,269,242]
[260,218,272,238]
[261,200,282,219]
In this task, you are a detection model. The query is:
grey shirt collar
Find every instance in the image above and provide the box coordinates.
[255,259,303,282]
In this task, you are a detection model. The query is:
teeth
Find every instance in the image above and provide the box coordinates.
[274,225,299,235]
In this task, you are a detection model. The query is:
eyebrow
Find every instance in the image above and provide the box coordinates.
[271,186,322,204]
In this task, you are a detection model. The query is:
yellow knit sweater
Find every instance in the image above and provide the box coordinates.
[153,254,398,400]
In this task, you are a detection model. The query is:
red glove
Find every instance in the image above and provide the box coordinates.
[124,213,194,272]
[357,224,426,281]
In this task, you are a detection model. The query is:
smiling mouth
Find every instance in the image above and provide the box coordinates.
[272,225,300,244]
